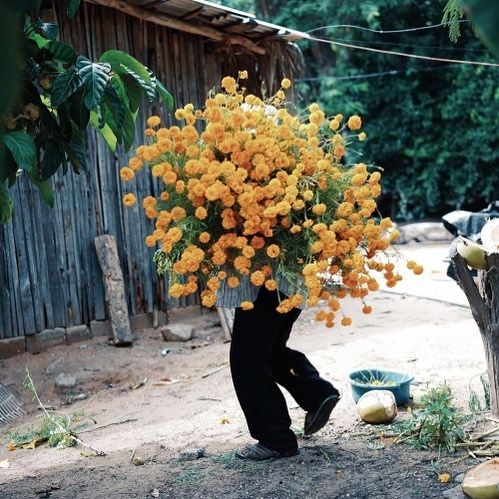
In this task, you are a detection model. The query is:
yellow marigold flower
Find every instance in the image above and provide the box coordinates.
[341,317,352,327]
[171,206,186,221]
[145,235,156,247]
[413,265,424,275]
[162,171,177,184]
[312,203,326,216]
[238,70,248,79]
[308,103,320,113]
[240,301,254,311]
[302,190,314,202]
[266,244,280,258]
[281,78,291,89]
[221,76,237,93]
[144,128,156,137]
[151,164,165,177]
[329,119,340,131]
[199,232,211,243]
[228,276,240,288]
[147,116,161,128]
[242,246,255,258]
[265,279,277,291]
[160,191,170,201]
[201,292,216,308]
[195,206,208,220]
[169,283,184,298]
[303,220,314,228]
[175,109,185,120]
[358,132,367,141]
[123,193,136,207]
[347,115,362,131]
[250,271,265,286]
[129,157,143,170]
[406,260,417,270]
[120,167,134,182]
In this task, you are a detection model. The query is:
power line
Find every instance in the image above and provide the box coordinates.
[296,65,456,82]
[316,35,489,53]
[308,34,499,68]
[306,20,471,35]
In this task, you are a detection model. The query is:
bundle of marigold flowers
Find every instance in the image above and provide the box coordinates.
[121,74,422,327]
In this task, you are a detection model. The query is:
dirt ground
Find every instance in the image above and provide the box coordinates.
[0,242,492,498]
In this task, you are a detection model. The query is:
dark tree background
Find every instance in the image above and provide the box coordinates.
[222,0,499,220]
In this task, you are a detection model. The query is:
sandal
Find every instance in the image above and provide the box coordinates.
[235,443,298,461]
[304,392,340,436]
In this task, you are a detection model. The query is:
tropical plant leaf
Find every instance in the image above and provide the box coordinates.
[51,69,82,107]
[89,111,117,151]
[3,131,36,173]
[103,84,125,137]
[122,107,137,151]
[156,79,174,111]
[65,126,87,174]
[68,89,90,128]
[100,50,156,103]
[47,40,77,64]
[76,56,111,110]
[40,139,64,181]
[36,20,59,41]
[121,65,156,103]
[119,74,143,113]
[462,0,499,57]
[0,182,13,224]
[67,0,81,18]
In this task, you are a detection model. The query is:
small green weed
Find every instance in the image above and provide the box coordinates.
[468,373,491,413]
[390,383,469,452]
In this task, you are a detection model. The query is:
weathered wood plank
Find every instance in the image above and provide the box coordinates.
[94,235,133,345]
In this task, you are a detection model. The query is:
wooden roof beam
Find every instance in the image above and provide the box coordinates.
[85,0,266,55]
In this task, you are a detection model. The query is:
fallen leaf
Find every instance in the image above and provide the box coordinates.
[0,459,10,468]
[130,377,148,390]
[22,437,47,450]
[7,442,16,452]
[219,416,230,425]
[438,473,451,483]
[80,450,97,458]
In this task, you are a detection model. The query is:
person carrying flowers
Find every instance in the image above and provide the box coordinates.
[122,73,422,460]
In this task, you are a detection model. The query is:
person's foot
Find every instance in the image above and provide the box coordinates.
[235,443,299,460]
[304,391,340,435]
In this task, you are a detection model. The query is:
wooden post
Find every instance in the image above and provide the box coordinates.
[452,252,499,413]
[94,235,133,346]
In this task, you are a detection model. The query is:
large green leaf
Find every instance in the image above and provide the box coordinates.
[0,181,13,224]
[68,88,90,128]
[27,173,54,207]
[51,69,82,107]
[156,79,174,111]
[36,21,59,41]
[67,0,81,17]
[100,50,156,103]
[65,128,87,174]
[40,139,64,181]
[76,56,112,109]
[462,0,499,58]
[47,40,77,64]
[122,107,137,151]
[103,84,125,140]
[90,111,117,151]
[3,131,36,173]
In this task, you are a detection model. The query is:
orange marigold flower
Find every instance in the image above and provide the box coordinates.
[195,206,208,220]
[341,317,352,327]
[199,232,211,243]
[228,276,240,288]
[413,265,424,275]
[123,193,136,207]
[362,305,372,314]
[169,283,184,298]
[145,235,156,247]
[240,301,254,311]
[406,260,417,270]
[266,244,280,258]
[250,271,265,286]
[147,116,161,128]
[265,279,277,291]
[120,167,134,182]
[347,115,362,131]
[358,132,367,141]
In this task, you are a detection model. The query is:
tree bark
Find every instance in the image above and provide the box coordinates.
[94,235,133,346]
[452,252,499,413]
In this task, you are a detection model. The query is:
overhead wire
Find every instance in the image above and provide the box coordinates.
[307,34,499,68]
[306,20,471,35]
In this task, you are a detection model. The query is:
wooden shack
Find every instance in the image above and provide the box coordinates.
[0,0,307,353]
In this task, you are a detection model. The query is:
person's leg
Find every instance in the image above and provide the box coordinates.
[271,311,339,412]
[230,288,298,455]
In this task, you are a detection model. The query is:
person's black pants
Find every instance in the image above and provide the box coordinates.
[230,287,337,454]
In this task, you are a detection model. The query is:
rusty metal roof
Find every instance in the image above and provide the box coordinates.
[126,0,309,42]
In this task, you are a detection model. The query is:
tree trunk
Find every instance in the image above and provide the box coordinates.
[452,252,499,414]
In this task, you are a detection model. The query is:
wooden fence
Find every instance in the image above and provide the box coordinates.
[0,1,301,341]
